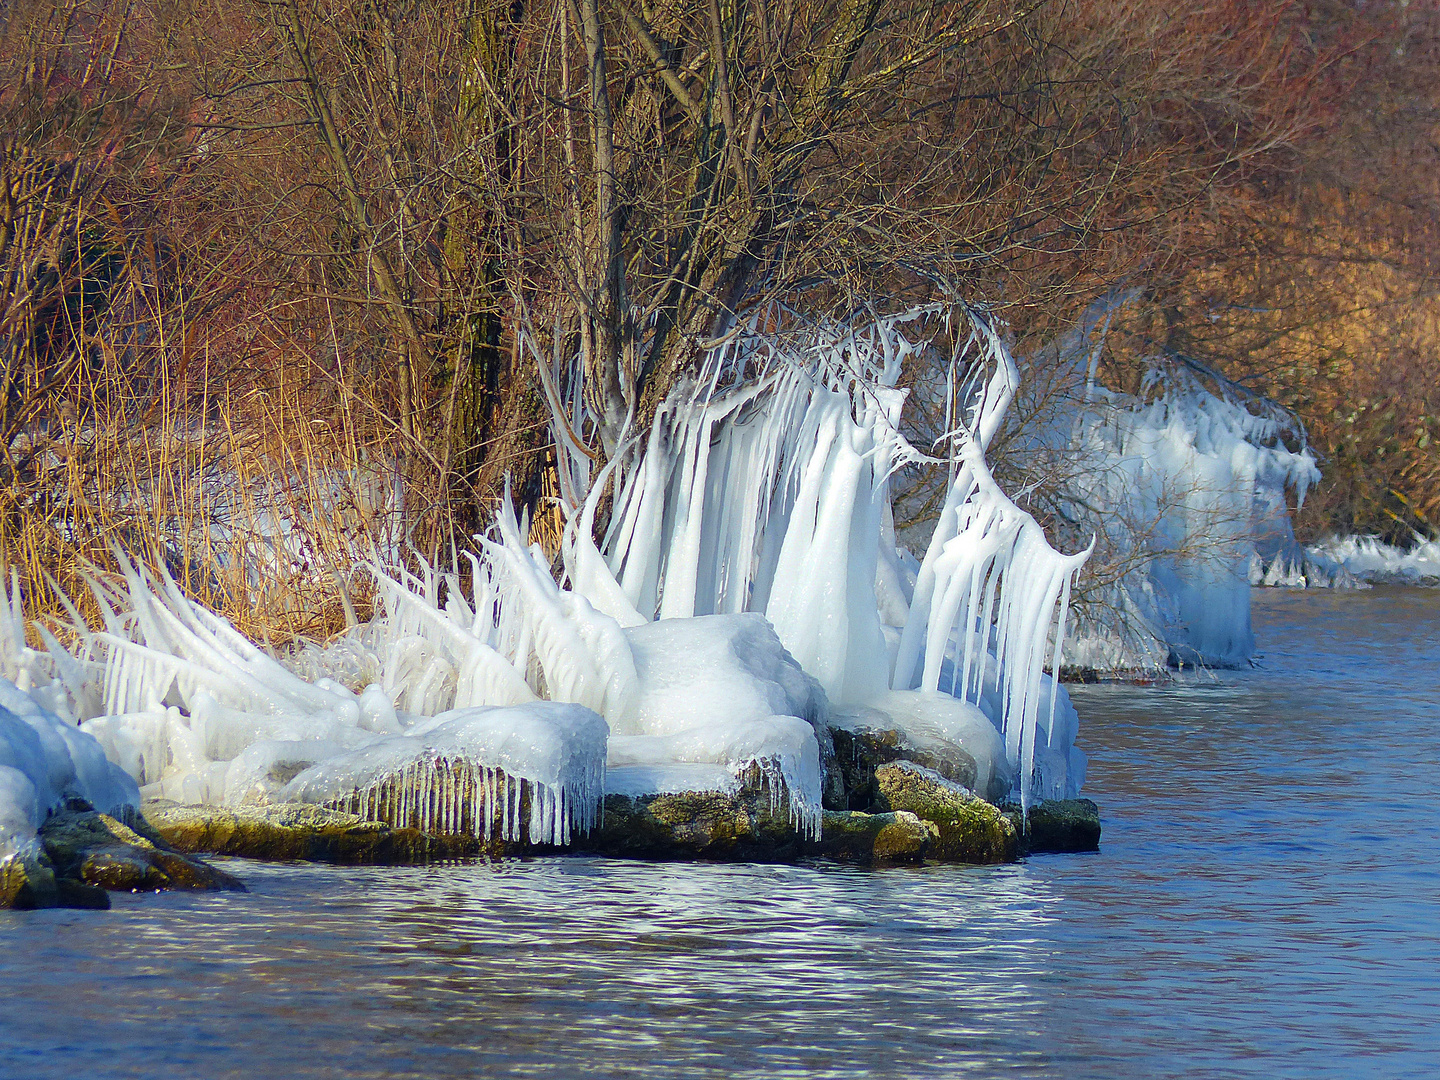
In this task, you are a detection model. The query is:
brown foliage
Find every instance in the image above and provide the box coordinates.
[1086,0,1440,544]
[3,0,1421,643]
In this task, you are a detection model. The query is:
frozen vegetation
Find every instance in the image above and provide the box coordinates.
[0,305,1101,866]
[1,299,1380,873]
[1011,297,1325,673]
[1063,367,1319,670]
[1279,534,1440,586]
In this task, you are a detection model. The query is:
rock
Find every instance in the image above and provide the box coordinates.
[0,845,109,910]
[1,849,51,909]
[54,876,113,908]
[579,790,803,862]
[808,809,933,864]
[872,760,1017,864]
[872,812,937,862]
[829,721,975,802]
[147,791,804,865]
[143,800,496,863]
[1007,798,1101,854]
[830,718,1011,808]
[132,789,1095,869]
[40,810,245,893]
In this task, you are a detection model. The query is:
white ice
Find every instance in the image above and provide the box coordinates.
[1298,534,1440,585]
[280,702,607,845]
[1027,299,1321,672]
[0,678,140,863]
[7,304,1098,839]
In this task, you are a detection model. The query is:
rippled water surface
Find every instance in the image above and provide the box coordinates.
[4,588,1439,1079]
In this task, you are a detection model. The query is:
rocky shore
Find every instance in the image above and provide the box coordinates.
[3,729,1100,910]
[1,800,245,910]
[142,755,1098,868]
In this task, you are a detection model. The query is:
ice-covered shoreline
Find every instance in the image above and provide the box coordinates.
[3,308,1106,905]
[1248,533,1440,588]
[9,295,1420,902]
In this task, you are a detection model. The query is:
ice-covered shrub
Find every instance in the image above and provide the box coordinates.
[940,295,1324,673]
[2,304,1097,837]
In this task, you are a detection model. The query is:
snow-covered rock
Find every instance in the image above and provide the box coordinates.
[280,702,608,846]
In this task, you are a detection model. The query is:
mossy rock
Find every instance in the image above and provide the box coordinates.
[829,725,989,809]
[1004,798,1101,854]
[808,809,933,864]
[40,810,245,893]
[580,790,805,862]
[143,801,496,864]
[2,847,60,909]
[872,760,1017,864]
[1,844,110,910]
[872,812,937,863]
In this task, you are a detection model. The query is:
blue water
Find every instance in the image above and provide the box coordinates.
[3,588,1438,1078]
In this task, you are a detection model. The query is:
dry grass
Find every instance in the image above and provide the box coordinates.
[0,144,388,644]
[0,354,393,647]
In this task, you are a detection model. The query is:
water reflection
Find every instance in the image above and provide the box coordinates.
[3,589,1439,1078]
[3,856,1076,1078]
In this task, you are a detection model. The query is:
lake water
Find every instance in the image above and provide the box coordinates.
[3,588,1438,1078]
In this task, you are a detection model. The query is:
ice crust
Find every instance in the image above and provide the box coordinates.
[1293,534,1440,586]
[5,305,1097,838]
[0,679,139,863]
[603,763,740,798]
[1048,339,1321,672]
[615,614,825,831]
[280,703,608,845]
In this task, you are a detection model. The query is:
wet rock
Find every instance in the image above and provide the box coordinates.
[872,812,937,862]
[40,810,245,893]
[2,848,58,910]
[147,791,800,865]
[829,721,973,804]
[0,845,109,910]
[134,789,1096,869]
[53,876,112,908]
[579,790,804,862]
[830,718,1010,808]
[872,760,1017,864]
[4,804,235,909]
[143,800,496,864]
[808,809,933,864]
[1008,798,1101,854]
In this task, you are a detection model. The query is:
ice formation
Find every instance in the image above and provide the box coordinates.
[280,704,607,845]
[611,614,826,831]
[538,304,1091,809]
[0,685,141,862]
[2,302,1097,849]
[1034,313,1321,671]
[0,577,141,863]
[1282,534,1440,586]
[3,557,606,844]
